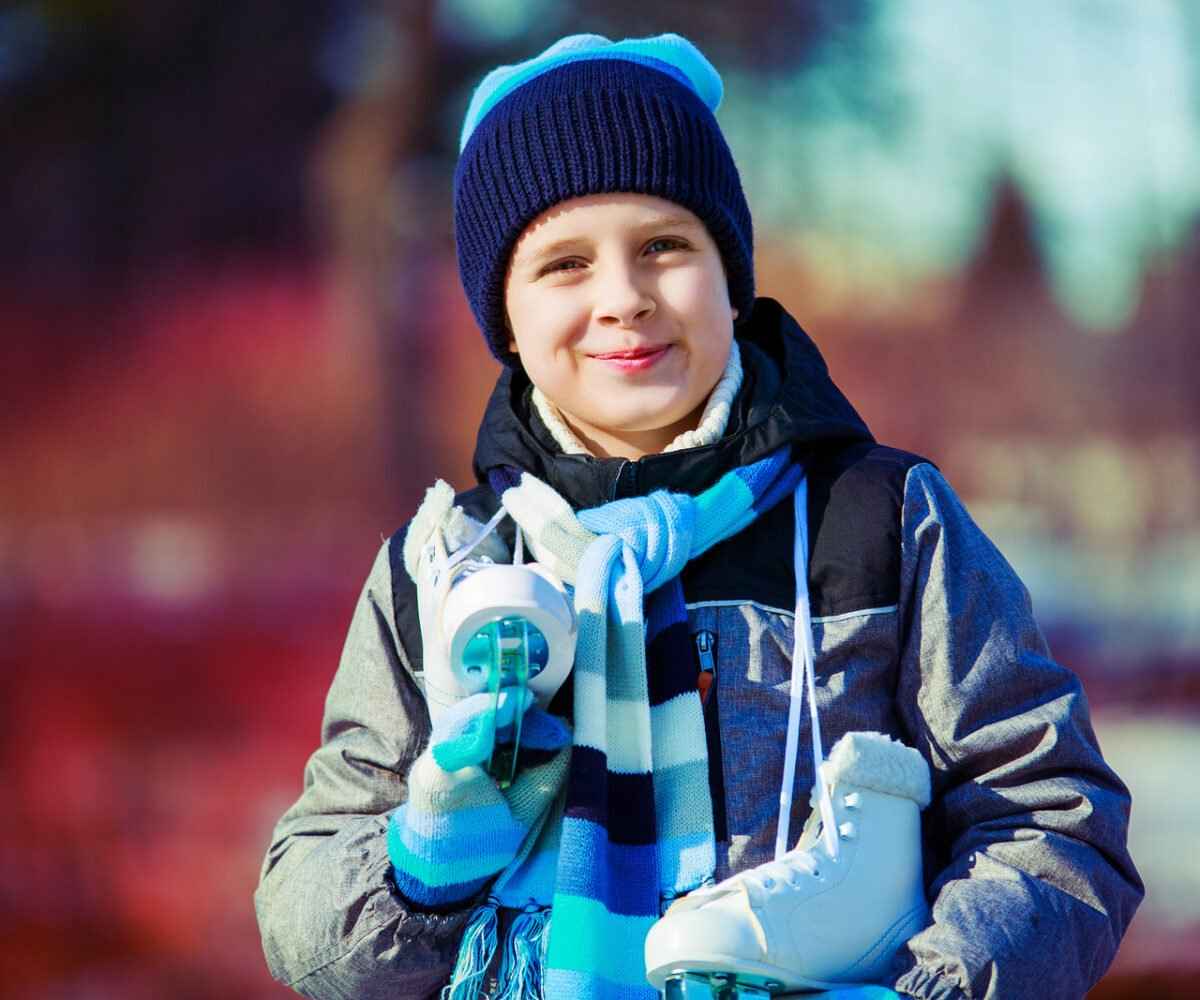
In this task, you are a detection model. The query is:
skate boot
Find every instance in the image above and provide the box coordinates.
[645,731,931,997]
[406,481,576,785]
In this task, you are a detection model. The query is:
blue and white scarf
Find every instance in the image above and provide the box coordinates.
[446,448,801,999]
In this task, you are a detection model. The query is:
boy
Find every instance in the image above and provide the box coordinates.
[255,33,1142,1000]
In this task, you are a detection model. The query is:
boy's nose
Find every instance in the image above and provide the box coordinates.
[594,267,656,328]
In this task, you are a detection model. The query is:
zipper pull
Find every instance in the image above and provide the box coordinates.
[694,630,716,704]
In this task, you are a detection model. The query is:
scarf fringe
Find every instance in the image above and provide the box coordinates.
[494,907,551,1000]
[442,898,499,1000]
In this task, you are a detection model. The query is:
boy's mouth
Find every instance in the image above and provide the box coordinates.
[589,344,672,373]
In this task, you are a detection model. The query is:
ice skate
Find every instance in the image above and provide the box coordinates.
[407,484,576,784]
[645,484,931,997]
[645,731,931,997]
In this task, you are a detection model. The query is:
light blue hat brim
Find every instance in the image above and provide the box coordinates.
[459,32,724,153]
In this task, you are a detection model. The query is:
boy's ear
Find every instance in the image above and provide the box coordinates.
[504,317,519,354]
[731,306,739,321]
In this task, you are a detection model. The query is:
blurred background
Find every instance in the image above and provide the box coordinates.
[1,1,1196,997]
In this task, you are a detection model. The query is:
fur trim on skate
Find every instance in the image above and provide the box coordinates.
[820,731,931,808]
[402,479,510,582]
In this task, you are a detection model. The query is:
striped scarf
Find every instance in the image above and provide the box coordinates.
[451,447,801,999]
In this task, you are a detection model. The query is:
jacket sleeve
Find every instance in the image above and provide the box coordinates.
[253,538,475,999]
[888,463,1143,1000]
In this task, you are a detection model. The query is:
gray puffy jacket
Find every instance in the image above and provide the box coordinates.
[254,299,1142,999]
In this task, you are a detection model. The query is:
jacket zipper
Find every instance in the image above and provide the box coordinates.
[696,629,716,704]
[694,629,728,842]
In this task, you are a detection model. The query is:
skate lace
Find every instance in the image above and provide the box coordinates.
[742,850,819,892]
[427,506,521,598]
[775,479,840,864]
[441,507,514,572]
[743,802,828,894]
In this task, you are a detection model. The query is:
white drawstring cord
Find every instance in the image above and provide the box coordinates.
[775,477,839,862]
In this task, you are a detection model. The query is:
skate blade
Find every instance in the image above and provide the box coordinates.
[662,971,782,999]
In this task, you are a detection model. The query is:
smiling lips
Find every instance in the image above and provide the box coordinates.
[590,344,672,372]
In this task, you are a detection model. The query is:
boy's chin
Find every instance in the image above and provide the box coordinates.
[579,405,693,437]
[580,391,698,428]
[580,396,696,432]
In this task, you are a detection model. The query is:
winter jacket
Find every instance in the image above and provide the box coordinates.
[254,297,1143,1000]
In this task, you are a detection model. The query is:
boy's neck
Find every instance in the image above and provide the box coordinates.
[560,403,709,461]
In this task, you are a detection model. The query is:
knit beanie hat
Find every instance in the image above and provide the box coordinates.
[454,33,755,366]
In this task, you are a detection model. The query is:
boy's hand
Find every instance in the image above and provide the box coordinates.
[387,691,570,910]
[430,688,570,772]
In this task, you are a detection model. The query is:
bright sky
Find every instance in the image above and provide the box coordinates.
[720,0,1200,331]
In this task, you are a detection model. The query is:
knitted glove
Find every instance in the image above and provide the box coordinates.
[388,688,570,909]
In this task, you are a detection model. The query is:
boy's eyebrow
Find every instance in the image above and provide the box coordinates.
[514,215,702,268]
[633,214,701,231]
[514,236,590,268]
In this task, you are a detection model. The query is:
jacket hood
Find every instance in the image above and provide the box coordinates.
[471,297,874,507]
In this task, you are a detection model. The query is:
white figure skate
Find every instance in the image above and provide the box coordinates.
[406,482,576,783]
[644,479,931,998]
[644,731,931,997]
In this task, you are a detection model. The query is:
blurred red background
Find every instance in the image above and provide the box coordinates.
[1,2,1197,998]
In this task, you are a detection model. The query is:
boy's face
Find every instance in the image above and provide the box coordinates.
[504,193,738,459]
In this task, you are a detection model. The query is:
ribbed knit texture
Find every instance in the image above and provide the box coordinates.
[480,448,803,999]
[387,741,570,909]
[531,339,744,456]
[454,35,754,365]
[458,34,724,154]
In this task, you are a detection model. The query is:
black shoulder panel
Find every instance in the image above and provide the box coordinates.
[682,443,935,617]
[386,484,505,677]
[806,443,935,616]
[386,525,421,674]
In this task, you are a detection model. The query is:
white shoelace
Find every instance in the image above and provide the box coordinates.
[743,793,832,895]
[742,850,821,894]
[774,477,840,863]
[441,506,508,576]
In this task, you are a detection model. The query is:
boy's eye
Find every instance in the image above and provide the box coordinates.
[645,237,689,254]
[543,258,585,275]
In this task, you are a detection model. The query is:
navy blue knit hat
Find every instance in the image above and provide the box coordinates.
[454,33,755,366]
